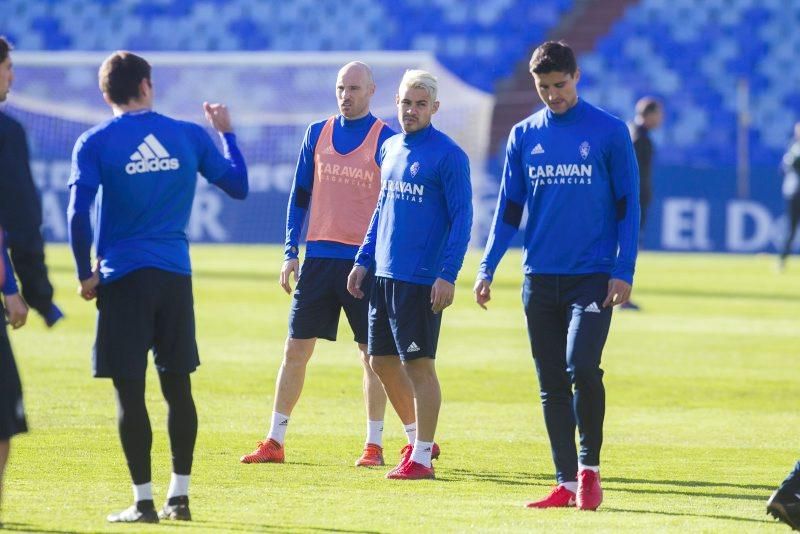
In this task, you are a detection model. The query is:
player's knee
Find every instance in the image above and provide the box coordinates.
[283,339,314,367]
[569,364,603,389]
[368,356,394,377]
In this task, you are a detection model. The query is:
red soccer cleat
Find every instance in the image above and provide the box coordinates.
[526,485,577,508]
[386,460,435,480]
[355,443,384,467]
[385,442,442,477]
[577,469,603,511]
[386,444,413,477]
[240,439,285,464]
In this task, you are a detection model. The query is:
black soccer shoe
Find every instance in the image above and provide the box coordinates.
[767,489,800,530]
[159,495,192,521]
[107,501,159,523]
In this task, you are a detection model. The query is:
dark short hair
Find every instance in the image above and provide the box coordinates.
[636,97,662,117]
[0,36,12,64]
[98,51,151,105]
[529,41,577,76]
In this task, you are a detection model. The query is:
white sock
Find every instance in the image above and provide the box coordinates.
[267,411,290,444]
[579,463,600,473]
[133,482,153,503]
[560,481,578,493]
[403,422,417,444]
[409,439,434,468]
[167,473,190,499]
[366,420,383,447]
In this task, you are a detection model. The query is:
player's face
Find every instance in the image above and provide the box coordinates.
[397,86,439,134]
[0,56,14,102]
[336,67,374,120]
[645,108,663,130]
[532,70,580,115]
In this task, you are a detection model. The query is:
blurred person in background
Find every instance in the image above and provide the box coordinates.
[622,97,662,310]
[778,122,800,271]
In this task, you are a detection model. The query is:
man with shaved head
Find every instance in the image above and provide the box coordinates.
[241,62,420,468]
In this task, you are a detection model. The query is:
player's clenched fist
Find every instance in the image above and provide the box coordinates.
[203,102,233,133]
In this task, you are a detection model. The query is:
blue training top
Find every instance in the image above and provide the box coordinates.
[67,110,248,283]
[479,98,640,284]
[355,124,473,286]
[284,113,395,261]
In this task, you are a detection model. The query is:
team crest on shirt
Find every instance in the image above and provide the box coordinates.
[410,161,420,177]
[579,141,591,160]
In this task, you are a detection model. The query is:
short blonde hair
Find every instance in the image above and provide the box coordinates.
[399,69,438,102]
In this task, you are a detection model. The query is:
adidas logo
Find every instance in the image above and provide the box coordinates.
[279,419,288,426]
[407,342,421,353]
[585,302,601,313]
[125,133,180,175]
[531,143,545,155]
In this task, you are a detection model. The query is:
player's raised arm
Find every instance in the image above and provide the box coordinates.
[199,102,248,200]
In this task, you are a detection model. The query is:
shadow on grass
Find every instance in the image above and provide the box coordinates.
[1,523,99,534]
[162,520,380,533]
[441,470,773,500]
[604,506,770,525]
[604,476,774,492]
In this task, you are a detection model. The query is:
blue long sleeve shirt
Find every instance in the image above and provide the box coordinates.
[1,242,17,295]
[355,124,473,285]
[284,113,395,260]
[479,99,640,284]
[67,110,248,282]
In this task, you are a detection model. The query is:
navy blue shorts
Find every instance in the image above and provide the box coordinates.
[94,268,199,379]
[289,258,373,344]
[0,325,27,440]
[368,277,442,361]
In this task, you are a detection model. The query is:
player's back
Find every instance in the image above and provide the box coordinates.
[74,111,218,280]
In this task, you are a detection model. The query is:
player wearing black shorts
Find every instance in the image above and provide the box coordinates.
[68,51,248,523]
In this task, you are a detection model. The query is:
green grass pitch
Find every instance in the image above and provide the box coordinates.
[2,245,799,532]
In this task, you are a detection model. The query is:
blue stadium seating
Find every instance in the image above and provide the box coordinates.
[0,0,573,93]
[578,0,800,166]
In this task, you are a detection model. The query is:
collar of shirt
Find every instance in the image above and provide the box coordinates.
[337,112,375,130]
[545,98,587,126]
[402,124,434,147]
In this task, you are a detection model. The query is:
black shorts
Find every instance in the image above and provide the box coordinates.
[0,326,27,440]
[288,258,373,344]
[368,277,442,361]
[93,268,199,379]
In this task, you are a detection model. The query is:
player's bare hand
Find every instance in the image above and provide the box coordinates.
[473,278,492,310]
[78,270,100,301]
[430,278,455,314]
[3,293,28,329]
[203,102,233,133]
[603,278,632,307]
[280,258,299,294]
[347,266,367,299]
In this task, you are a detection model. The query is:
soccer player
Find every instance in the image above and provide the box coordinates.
[474,41,639,510]
[0,230,30,528]
[767,462,800,529]
[778,122,800,270]
[0,36,63,328]
[240,62,417,468]
[622,97,662,310]
[348,70,473,480]
[67,51,248,523]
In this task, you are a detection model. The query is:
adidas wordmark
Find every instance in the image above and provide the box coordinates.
[585,302,601,313]
[125,134,180,175]
[407,342,421,353]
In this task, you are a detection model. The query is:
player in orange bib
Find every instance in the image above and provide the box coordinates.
[241,62,435,467]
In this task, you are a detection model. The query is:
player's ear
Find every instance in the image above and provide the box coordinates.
[432,100,440,115]
[101,92,114,107]
[573,68,581,84]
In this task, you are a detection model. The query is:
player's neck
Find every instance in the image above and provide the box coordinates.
[111,101,152,116]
